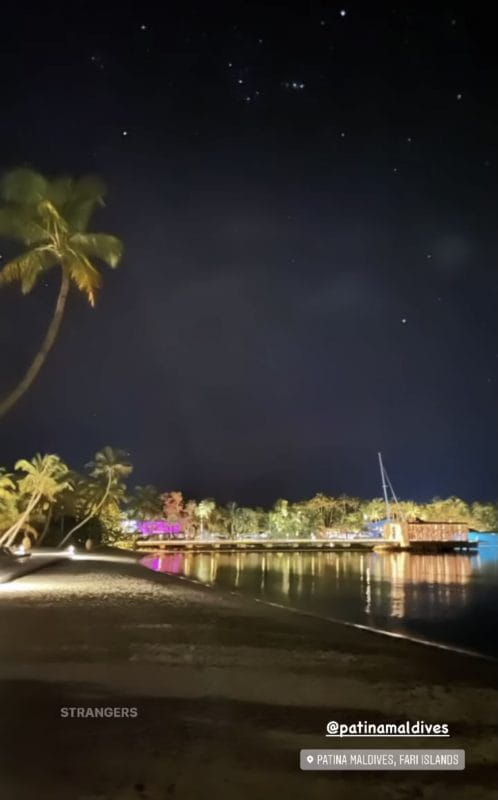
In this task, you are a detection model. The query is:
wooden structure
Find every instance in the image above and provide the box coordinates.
[135,538,383,553]
[383,519,475,551]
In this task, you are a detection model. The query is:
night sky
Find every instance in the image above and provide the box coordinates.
[1,2,498,504]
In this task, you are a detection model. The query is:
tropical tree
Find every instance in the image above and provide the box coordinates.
[0,168,123,417]
[195,498,215,538]
[0,454,72,547]
[234,506,261,537]
[304,494,344,530]
[58,447,132,547]
[0,469,16,506]
[421,496,471,523]
[394,500,421,521]
[0,469,26,539]
[470,502,498,531]
[183,500,198,538]
[127,485,163,521]
[162,491,185,522]
[226,501,238,538]
[362,497,388,522]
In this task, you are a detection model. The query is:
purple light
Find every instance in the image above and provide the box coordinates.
[138,520,182,536]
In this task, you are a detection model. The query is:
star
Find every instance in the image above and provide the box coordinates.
[340,131,346,137]
[122,130,129,137]
[89,54,104,70]
[237,79,243,84]
[456,93,463,100]
[406,136,412,143]
[140,24,147,31]
[393,167,398,173]
[401,318,407,324]
[426,253,432,259]
[340,9,347,17]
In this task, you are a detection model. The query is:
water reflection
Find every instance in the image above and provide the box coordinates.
[142,545,498,657]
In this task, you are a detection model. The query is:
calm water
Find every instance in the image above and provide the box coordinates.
[142,535,498,658]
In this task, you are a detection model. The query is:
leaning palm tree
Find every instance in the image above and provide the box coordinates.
[0,454,72,547]
[0,168,123,417]
[58,446,132,547]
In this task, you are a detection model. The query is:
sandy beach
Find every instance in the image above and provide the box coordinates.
[0,557,496,799]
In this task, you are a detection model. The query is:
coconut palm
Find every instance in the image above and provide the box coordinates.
[195,498,216,538]
[0,470,20,535]
[0,168,123,417]
[58,447,132,547]
[0,469,16,504]
[0,454,72,547]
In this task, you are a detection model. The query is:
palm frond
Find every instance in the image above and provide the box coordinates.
[63,176,107,232]
[0,471,16,501]
[48,177,74,208]
[70,233,123,268]
[0,206,48,245]
[62,253,101,306]
[1,169,49,205]
[0,247,56,293]
[14,458,38,474]
[0,169,121,308]
[38,199,69,234]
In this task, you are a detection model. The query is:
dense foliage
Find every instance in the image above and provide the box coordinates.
[1,448,496,549]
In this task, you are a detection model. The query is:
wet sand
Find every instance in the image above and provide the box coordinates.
[0,557,496,799]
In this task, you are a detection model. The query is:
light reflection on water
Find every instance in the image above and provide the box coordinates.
[142,539,498,657]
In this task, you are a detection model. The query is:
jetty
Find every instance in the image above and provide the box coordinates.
[134,536,478,553]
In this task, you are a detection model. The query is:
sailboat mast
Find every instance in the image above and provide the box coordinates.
[378,451,391,520]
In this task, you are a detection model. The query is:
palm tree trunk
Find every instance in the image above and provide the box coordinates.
[37,505,53,546]
[58,470,112,548]
[0,490,42,547]
[0,271,70,418]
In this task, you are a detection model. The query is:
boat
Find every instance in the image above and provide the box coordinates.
[375,453,478,553]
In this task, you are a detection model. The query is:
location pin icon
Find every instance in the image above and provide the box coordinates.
[306,755,314,764]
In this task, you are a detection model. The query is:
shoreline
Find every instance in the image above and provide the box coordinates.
[156,565,496,663]
[0,558,497,799]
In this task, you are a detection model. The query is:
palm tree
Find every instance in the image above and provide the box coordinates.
[226,501,238,539]
[363,497,388,522]
[0,470,19,537]
[58,447,132,547]
[127,485,163,522]
[0,469,16,504]
[0,454,72,547]
[0,168,123,417]
[195,499,216,539]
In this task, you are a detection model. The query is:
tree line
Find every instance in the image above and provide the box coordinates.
[1,447,497,550]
